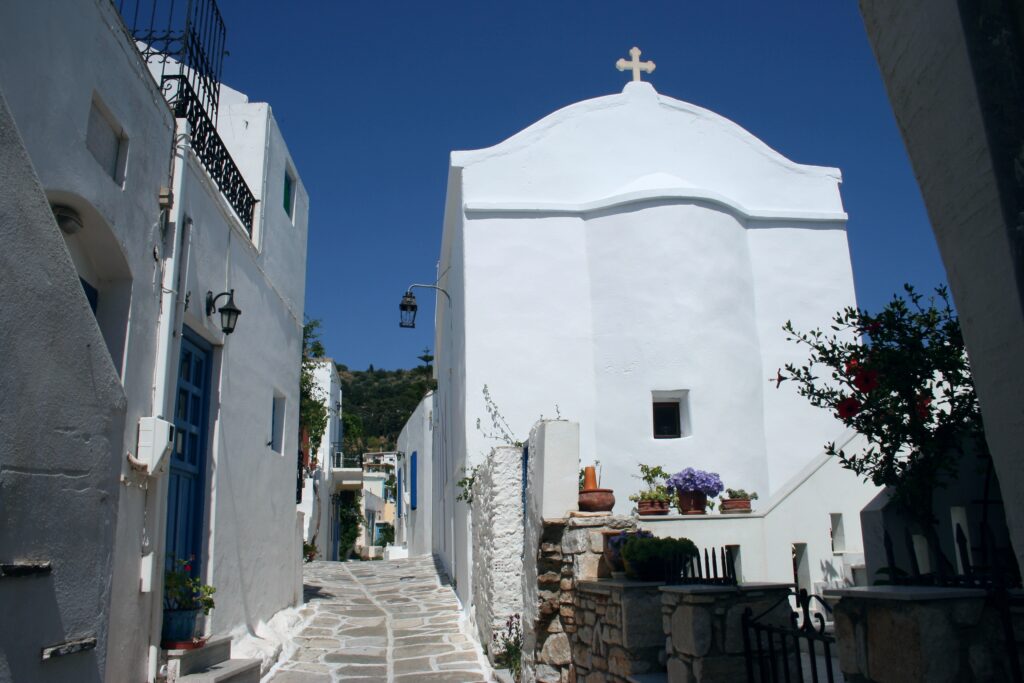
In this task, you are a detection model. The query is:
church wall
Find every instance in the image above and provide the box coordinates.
[746,224,858,490]
[585,202,771,508]
[434,170,469,599]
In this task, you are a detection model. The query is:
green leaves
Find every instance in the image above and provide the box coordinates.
[778,285,983,508]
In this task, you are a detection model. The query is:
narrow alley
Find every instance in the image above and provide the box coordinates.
[267,557,491,682]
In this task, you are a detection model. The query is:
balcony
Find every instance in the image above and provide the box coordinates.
[329,447,362,490]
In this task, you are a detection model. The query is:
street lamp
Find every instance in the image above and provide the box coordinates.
[398,284,450,329]
[206,289,241,335]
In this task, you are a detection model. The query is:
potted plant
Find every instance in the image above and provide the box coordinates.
[602,529,653,577]
[720,488,758,514]
[621,536,698,582]
[666,468,723,514]
[628,464,671,515]
[162,557,216,649]
[578,463,615,512]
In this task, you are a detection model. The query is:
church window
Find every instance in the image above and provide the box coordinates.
[283,168,295,219]
[86,96,128,184]
[652,390,691,438]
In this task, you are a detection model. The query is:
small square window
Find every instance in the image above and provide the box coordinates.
[653,402,681,438]
[652,390,691,439]
[283,169,295,219]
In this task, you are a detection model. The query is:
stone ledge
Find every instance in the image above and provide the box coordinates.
[579,579,664,594]
[824,585,986,601]
[660,582,791,596]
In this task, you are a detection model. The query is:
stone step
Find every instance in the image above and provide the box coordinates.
[177,658,260,683]
[171,636,232,676]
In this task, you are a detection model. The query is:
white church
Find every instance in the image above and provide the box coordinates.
[401,50,879,608]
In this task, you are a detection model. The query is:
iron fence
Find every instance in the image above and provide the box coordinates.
[742,588,837,683]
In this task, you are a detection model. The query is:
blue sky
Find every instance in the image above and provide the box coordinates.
[219,2,945,370]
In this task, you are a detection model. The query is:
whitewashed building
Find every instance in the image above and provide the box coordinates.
[395,393,435,557]
[424,66,879,606]
[296,359,346,560]
[0,1,309,680]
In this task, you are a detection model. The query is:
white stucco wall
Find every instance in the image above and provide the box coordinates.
[0,86,128,683]
[0,3,310,679]
[471,446,525,650]
[397,393,434,556]
[299,360,341,558]
[639,432,876,591]
[434,81,865,607]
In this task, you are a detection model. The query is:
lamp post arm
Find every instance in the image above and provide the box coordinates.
[407,283,451,306]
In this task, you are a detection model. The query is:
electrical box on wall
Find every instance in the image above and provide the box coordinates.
[137,417,174,475]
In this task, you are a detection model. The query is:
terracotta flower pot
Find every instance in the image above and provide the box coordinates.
[578,488,615,512]
[676,490,708,515]
[637,499,670,516]
[720,498,752,514]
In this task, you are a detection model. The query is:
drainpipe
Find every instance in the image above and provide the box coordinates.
[144,119,192,682]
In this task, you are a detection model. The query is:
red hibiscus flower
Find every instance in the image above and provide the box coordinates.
[853,368,879,393]
[915,395,932,420]
[183,564,192,572]
[774,369,786,388]
[844,357,859,375]
[836,397,862,419]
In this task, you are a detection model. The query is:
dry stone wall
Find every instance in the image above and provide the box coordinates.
[471,445,525,654]
[573,580,666,682]
[661,584,792,683]
[526,513,635,683]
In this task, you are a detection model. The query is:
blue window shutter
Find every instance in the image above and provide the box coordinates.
[411,452,418,510]
[397,469,402,518]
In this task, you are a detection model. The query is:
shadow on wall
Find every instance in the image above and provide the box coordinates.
[47,189,133,378]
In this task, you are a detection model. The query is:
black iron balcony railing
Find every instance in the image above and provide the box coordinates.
[163,75,257,233]
[116,0,257,235]
[333,451,363,470]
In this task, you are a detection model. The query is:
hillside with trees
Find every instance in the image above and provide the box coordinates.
[339,349,435,455]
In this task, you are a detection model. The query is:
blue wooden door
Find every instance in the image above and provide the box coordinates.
[166,330,211,572]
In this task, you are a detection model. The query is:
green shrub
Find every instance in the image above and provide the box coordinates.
[621,536,698,582]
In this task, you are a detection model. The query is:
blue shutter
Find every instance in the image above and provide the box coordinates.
[397,469,402,518]
[410,452,418,510]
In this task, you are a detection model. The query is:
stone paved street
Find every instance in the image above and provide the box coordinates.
[266,557,491,682]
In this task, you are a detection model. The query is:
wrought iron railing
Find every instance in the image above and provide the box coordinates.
[333,451,363,470]
[163,75,257,233]
[116,0,257,235]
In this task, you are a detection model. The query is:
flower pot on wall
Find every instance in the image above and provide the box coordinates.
[676,491,708,515]
[720,498,752,514]
[637,499,670,516]
[578,489,615,512]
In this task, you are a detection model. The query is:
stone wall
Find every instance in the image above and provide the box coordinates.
[828,585,1024,682]
[471,445,525,653]
[661,584,793,683]
[526,513,635,683]
[573,581,666,681]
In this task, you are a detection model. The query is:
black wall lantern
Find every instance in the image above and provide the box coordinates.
[398,284,450,329]
[399,290,418,328]
[206,289,241,335]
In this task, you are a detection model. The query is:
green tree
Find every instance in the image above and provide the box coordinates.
[300,319,329,461]
[779,285,984,570]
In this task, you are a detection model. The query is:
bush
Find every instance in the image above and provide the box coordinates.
[621,536,698,582]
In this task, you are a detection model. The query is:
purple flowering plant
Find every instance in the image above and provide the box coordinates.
[666,468,724,498]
